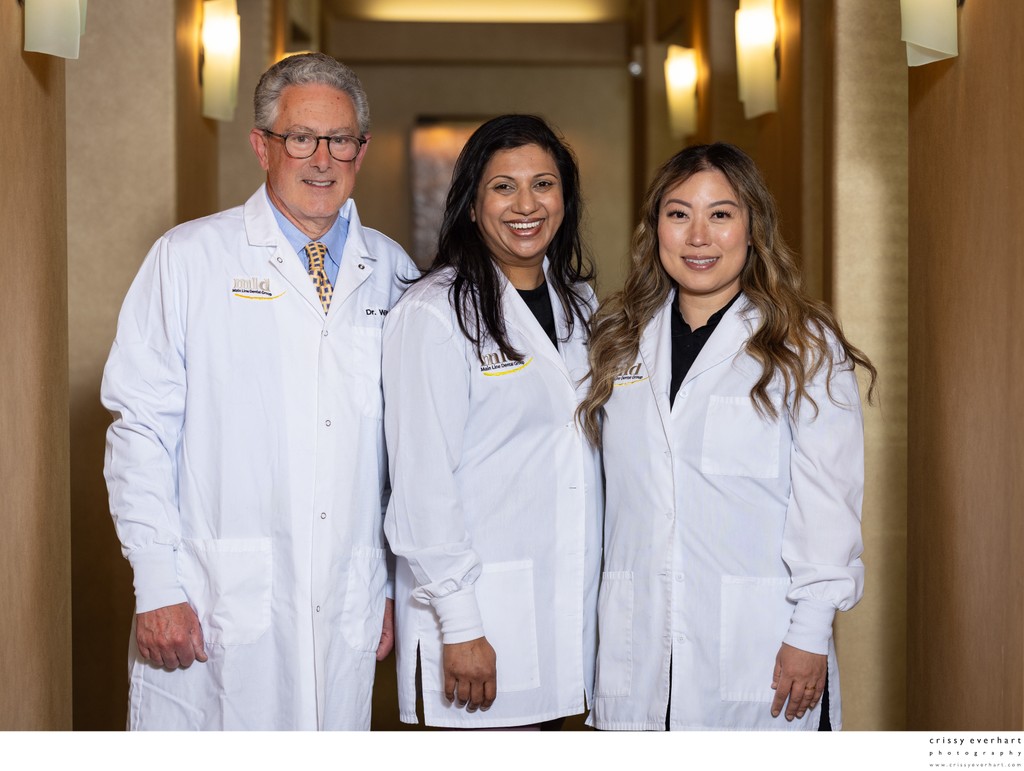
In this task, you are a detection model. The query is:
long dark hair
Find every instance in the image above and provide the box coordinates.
[429,114,595,360]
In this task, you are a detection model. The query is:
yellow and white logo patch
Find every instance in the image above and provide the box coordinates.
[479,350,533,377]
[613,361,648,386]
[231,276,285,300]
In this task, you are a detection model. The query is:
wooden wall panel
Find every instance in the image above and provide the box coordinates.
[907,2,1024,730]
[0,0,73,731]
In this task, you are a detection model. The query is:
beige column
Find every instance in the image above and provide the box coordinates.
[828,0,908,730]
[66,0,220,729]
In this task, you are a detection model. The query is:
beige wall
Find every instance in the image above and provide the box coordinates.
[219,0,282,210]
[326,20,634,295]
[908,2,1024,730]
[67,0,221,729]
[0,1,73,731]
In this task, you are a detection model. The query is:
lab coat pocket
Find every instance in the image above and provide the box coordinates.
[341,545,388,652]
[594,571,633,698]
[177,537,272,646]
[701,395,780,478]
[719,575,792,702]
[477,559,541,693]
[343,327,384,419]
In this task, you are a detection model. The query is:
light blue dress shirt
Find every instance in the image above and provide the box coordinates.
[267,190,349,287]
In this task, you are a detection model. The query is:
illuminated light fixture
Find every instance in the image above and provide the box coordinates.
[734,0,777,119]
[201,0,241,121]
[23,0,87,59]
[340,0,620,23]
[900,0,959,66]
[664,45,698,139]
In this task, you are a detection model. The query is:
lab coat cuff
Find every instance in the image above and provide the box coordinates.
[129,547,188,614]
[783,600,836,655]
[431,586,485,645]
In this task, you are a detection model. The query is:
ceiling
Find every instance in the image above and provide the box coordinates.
[321,0,632,24]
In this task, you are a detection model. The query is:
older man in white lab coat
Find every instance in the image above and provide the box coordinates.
[102,53,416,730]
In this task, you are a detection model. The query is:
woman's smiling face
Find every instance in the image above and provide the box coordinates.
[658,168,749,318]
[472,143,564,286]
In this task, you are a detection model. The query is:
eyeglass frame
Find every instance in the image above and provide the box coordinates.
[261,129,368,162]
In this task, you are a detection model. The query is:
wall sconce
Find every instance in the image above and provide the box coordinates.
[664,45,698,139]
[900,0,961,66]
[734,0,777,119]
[201,0,241,121]
[23,0,87,59]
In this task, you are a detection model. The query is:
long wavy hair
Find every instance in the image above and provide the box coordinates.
[427,114,595,360]
[578,142,877,445]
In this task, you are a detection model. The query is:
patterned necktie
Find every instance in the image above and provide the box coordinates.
[304,241,333,314]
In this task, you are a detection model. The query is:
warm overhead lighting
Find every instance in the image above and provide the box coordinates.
[201,0,241,121]
[664,45,698,139]
[734,0,777,119]
[23,0,87,59]
[337,0,625,23]
[900,0,959,66]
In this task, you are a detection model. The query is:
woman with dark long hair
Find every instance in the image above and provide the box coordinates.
[383,115,602,729]
[579,142,875,731]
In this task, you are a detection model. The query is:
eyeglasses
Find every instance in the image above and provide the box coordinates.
[262,130,367,162]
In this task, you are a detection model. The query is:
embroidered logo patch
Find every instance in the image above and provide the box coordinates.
[231,276,285,301]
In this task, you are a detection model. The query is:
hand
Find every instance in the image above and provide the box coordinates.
[136,602,208,670]
[770,642,826,721]
[376,598,395,662]
[443,637,497,712]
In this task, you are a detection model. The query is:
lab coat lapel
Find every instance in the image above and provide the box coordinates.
[681,293,754,388]
[329,199,375,312]
[499,261,572,386]
[245,191,373,320]
[244,186,326,318]
[638,296,674,446]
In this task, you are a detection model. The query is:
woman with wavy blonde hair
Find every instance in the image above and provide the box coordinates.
[581,142,875,731]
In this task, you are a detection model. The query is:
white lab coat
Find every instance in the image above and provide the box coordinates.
[589,294,865,730]
[102,186,417,730]
[382,265,603,728]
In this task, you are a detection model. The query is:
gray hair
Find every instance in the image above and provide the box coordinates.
[254,53,370,135]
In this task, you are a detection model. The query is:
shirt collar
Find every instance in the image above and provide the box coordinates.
[266,188,349,269]
[671,287,741,335]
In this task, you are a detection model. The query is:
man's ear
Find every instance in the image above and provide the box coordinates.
[249,128,271,171]
[352,133,371,174]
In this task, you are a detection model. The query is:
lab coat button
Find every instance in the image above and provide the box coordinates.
[358,264,365,270]
[325,419,332,427]
[276,256,283,263]
[323,329,329,337]
[681,390,688,398]
[320,512,327,520]
[674,573,684,582]
[316,605,321,612]
[676,634,687,644]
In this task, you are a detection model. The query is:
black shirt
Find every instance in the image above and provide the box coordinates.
[517,281,558,348]
[669,290,741,406]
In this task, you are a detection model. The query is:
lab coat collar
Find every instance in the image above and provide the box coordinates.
[639,290,755,440]
[498,257,573,386]
[681,292,755,387]
[244,186,374,319]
